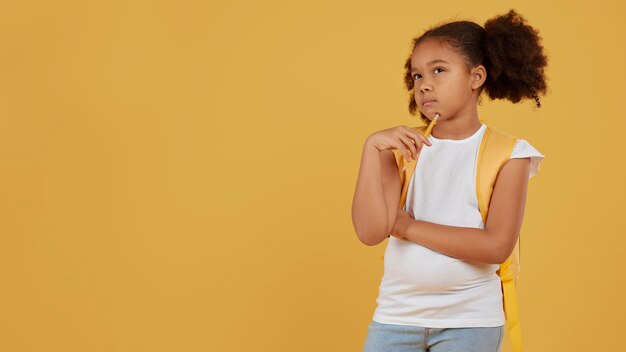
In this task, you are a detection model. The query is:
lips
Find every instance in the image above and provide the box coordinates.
[422,99,437,106]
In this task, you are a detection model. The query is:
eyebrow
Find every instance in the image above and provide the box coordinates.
[411,59,450,72]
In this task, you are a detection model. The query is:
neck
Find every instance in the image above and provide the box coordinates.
[430,111,482,140]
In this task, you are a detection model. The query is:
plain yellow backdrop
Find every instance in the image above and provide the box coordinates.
[0,0,624,351]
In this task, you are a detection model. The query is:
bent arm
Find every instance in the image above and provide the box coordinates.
[351,138,401,246]
[396,158,531,264]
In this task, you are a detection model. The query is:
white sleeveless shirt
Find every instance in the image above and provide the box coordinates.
[372,123,544,328]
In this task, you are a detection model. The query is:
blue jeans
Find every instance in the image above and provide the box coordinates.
[363,320,504,352]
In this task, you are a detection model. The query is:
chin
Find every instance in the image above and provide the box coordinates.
[420,111,437,121]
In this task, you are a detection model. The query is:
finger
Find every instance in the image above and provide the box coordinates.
[417,132,432,146]
[399,136,418,159]
[423,133,432,146]
[391,139,411,161]
[400,143,412,161]
[406,128,432,146]
[404,133,427,157]
[393,132,415,160]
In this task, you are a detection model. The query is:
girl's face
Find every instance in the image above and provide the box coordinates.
[410,38,485,122]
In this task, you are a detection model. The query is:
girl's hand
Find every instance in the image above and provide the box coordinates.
[390,209,414,239]
[366,126,432,161]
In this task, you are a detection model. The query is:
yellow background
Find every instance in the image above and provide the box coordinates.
[1,1,624,351]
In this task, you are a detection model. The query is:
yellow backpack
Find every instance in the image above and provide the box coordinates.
[385,123,523,352]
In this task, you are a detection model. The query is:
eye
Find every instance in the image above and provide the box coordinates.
[412,67,445,79]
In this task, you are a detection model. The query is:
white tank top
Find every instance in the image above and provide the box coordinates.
[372,123,544,328]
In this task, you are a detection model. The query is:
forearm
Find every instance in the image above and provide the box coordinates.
[351,139,391,246]
[399,219,501,264]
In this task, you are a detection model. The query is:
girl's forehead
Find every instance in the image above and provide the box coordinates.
[411,40,462,67]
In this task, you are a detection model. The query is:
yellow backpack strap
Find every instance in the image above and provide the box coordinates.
[476,125,522,352]
[391,125,429,210]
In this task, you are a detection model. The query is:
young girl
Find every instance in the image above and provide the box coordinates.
[351,9,547,352]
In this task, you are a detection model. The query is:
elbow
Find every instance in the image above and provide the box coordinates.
[491,251,507,265]
[361,233,387,246]
[490,238,515,265]
[355,227,389,247]
[482,226,519,264]
[353,221,390,247]
[352,210,390,247]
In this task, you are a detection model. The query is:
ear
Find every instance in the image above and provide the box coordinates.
[470,64,487,90]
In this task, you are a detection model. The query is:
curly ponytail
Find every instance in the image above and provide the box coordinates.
[404,9,549,124]
[483,10,548,107]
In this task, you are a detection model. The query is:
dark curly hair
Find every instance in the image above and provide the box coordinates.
[404,9,549,125]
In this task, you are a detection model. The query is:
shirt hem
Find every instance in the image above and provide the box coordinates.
[372,314,505,328]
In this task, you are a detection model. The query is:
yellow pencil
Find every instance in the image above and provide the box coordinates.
[401,113,439,172]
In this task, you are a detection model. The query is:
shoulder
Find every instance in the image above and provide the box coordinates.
[483,124,545,179]
[510,139,544,158]
[509,139,545,179]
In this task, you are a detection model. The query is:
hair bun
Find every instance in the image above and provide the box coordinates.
[482,9,548,105]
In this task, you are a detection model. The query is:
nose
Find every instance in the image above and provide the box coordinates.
[419,80,433,93]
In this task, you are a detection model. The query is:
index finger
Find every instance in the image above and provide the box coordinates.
[405,128,431,146]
